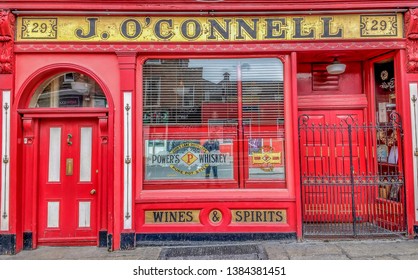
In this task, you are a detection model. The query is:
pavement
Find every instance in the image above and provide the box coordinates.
[1,238,418,260]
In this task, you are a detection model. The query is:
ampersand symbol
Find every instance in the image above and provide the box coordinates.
[210,209,222,224]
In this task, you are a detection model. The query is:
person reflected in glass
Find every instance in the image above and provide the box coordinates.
[203,138,220,179]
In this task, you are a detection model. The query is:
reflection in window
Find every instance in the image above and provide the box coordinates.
[143,58,285,188]
[29,72,107,108]
[181,86,195,107]
[144,77,161,107]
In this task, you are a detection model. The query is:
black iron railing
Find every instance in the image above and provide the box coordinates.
[298,113,406,236]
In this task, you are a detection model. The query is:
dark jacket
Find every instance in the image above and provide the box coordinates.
[203,140,219,152]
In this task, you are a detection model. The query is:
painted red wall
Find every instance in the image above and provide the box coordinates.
[297,62,363,96]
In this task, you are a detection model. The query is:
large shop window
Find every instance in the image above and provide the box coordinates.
[143,58,285,189]
[29,72,107,108]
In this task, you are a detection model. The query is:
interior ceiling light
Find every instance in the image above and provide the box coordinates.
[326,58,346,75]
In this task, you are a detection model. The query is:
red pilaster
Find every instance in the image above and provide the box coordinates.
[115,52,137,249]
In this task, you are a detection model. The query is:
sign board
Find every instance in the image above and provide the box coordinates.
[17,14,403,42]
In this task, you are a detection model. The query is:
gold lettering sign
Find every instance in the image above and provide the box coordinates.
[17,14,403,42]
[231,209,287,224]
[145,210,200,224]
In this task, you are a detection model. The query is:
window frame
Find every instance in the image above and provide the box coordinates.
[141,56,287,190]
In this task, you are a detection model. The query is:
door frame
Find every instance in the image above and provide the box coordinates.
[21,112,109,247]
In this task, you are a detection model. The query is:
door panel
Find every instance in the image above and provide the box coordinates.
[38,119,98,243]
[298,113,329,177]
[299,110,366,222]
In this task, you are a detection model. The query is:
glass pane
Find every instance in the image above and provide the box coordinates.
[241,58,285,184]
[78,201,91,228]
[48,127,61,182]
[143,58,284,188]
[29,72,107,108]
[80,127,92,182]
[241,58,284,125]
[145,138,234,180]
[47,201,60,228]
[248,137,285,180]
[143,59,238,124]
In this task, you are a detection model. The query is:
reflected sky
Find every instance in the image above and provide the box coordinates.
[188,58,283,83]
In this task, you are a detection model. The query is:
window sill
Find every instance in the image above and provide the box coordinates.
[136,188,294,203]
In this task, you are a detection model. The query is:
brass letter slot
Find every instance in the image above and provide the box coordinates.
[66,158,74,176]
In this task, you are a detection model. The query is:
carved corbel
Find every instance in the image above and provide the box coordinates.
[99,117,109,144]
[22,118,34,145]
[0,10,15,74]
[406,9,418,73]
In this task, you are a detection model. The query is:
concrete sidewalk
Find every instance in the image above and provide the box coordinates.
[1,238,418,260]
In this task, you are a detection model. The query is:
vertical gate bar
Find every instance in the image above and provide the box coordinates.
[354,124,360,233]
[341,124,346,233]
[397,183,400,232]
[298,115,306,235]
[363,124,370,227]
[333,125,337,233]
[299,121,304,234]
[337,124,342,235]
[372,125,378,230]
[395,113,407,232]
[312,124,318,232]
[322,126,327,231]
[303,124,309,234]
[320,125,325,231]
[327,124,335,231]
[347,123,357,236]
[308,124,314,232]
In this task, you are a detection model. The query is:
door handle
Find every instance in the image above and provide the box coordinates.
[90,189,96,195]
[67,134,73,146]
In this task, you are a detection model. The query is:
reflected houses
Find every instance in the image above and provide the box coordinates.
[31,72,107,108]
[142,58,283,125]
[143,59,234,124]
[143,59,203,124]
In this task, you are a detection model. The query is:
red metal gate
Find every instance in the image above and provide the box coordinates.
[298,112,406,236]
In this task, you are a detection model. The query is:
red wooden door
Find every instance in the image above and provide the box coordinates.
[38,119,99,245]
[299,110,367,222]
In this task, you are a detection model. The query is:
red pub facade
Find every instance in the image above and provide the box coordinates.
[1,0,418,254]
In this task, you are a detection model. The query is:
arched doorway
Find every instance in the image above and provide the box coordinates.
[19,71,111,246]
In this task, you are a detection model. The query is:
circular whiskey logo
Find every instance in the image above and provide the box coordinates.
[149,141,231,176]
[169,142,209,175]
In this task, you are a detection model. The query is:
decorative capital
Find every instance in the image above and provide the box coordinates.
[406,9,418,73]
[0,10,14,42]
[0,10,15,74]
